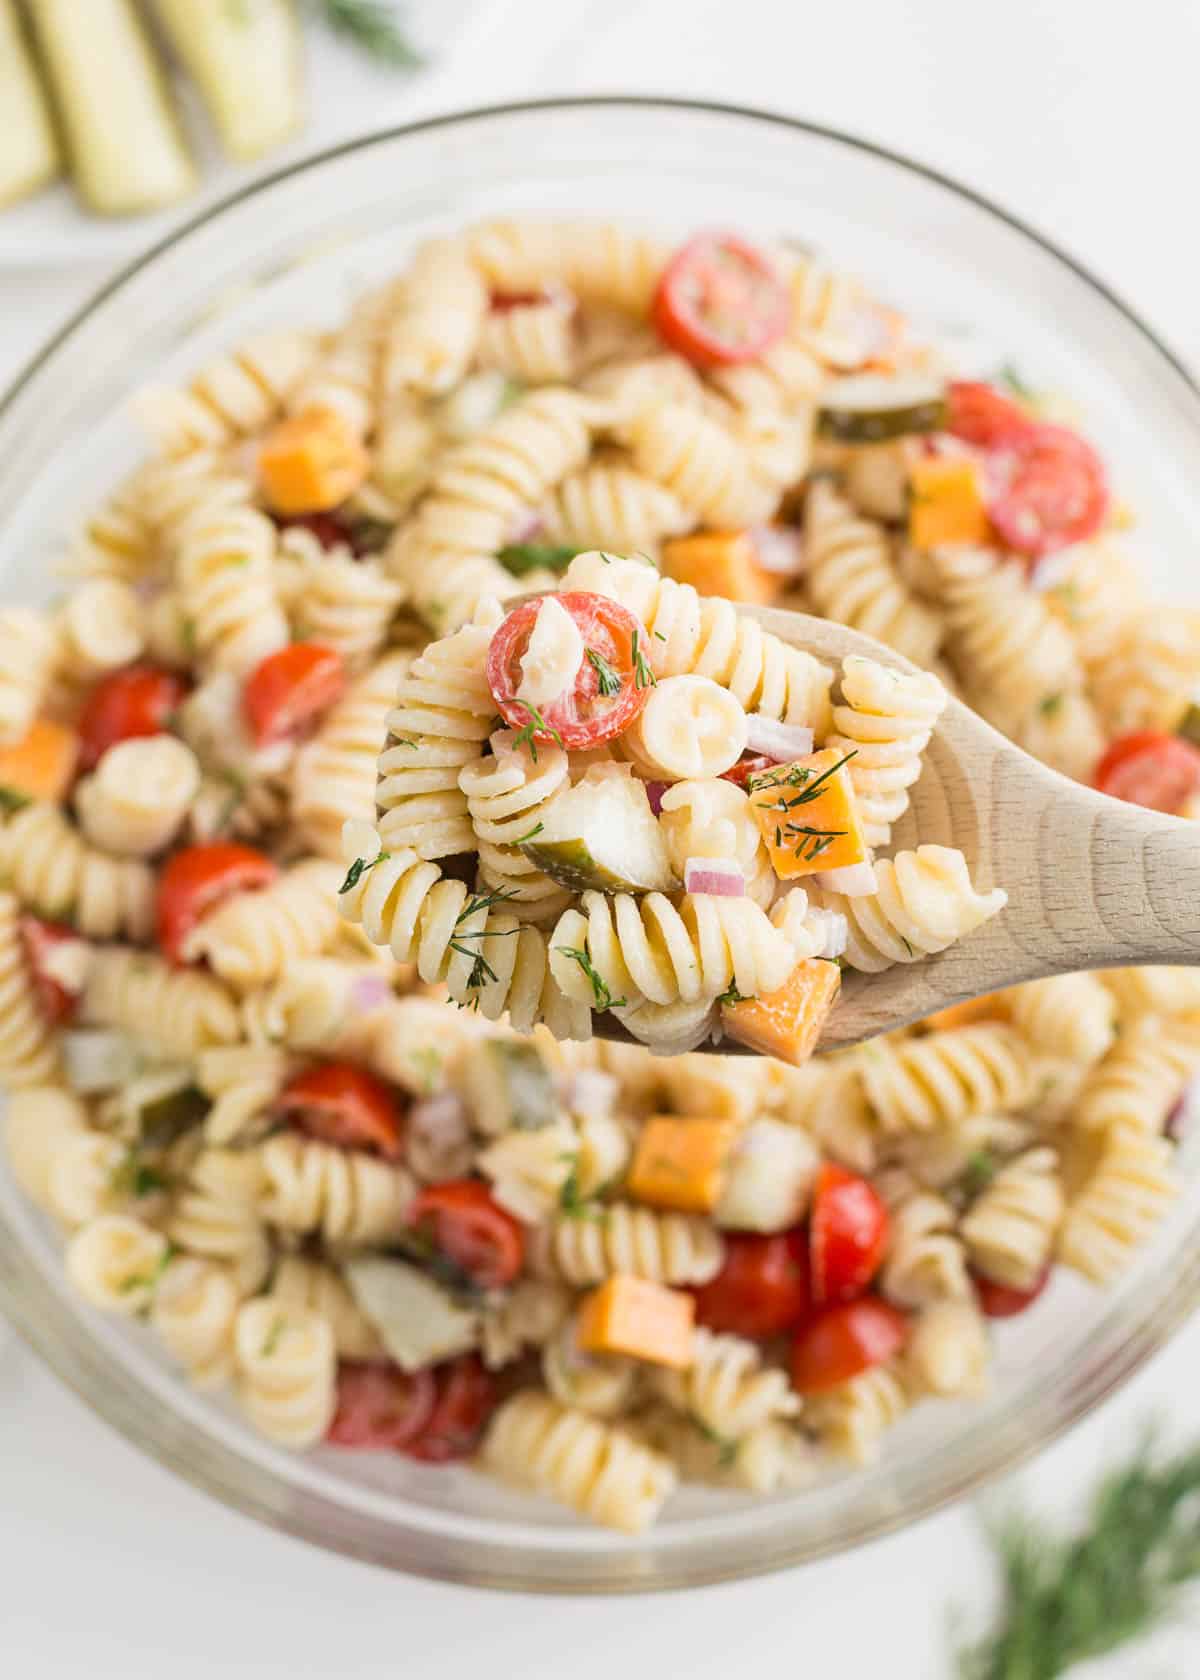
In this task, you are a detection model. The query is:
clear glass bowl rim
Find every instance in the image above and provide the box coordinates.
[2,95,1199,1594]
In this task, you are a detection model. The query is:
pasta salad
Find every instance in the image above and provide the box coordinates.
[0,218,1198,1533]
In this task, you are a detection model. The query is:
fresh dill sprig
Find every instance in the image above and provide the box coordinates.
[511,702,564,764]
[630,628,656,689]
[339,851,388,894]
[554,946,627,1011]
[557,1154,609,1222]
[118,1242,176,1298]
[260,1314,287,1357]
[961,1149,997,1197]
[310,0,424,68]
[391,736,419,749]
[957,1431,1200,1680]
[784,825,846,863]
[495,543,580,577]
[688,1412,739,1469]
[749,750,857,803]
[586,646,622,697]
[514,823,544,844]
[455,886,520,926]
[716,981,751,1008]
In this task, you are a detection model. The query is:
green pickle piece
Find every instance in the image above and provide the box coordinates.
[521,769,675,894]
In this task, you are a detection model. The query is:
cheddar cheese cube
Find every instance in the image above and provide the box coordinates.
[258,405,369,515]
[662,530,779,606]
[722,956,841,1066]
[908,456,990,549]
[0,718,78,805]
[576,1275,695,1370]
[628,1116,738,1213]
[747,747,868,879]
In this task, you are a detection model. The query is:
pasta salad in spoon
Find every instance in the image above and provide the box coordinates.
[1,210,1198,1538]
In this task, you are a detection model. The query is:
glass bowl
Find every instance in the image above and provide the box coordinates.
[2,98,1199,1593]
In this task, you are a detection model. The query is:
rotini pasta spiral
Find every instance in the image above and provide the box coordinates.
[52,577,146,704]
[643,1408,815,1495]
[256,1131,416,1246]
[652,1328,799,1439]
[267,1254,382,1360]
[61,466,155,584]
[540,458,691,556]
[131,330,318,457]
[74,736,200,858]
[877,1170,971,1307]
[288,280,398,440]
[0,607,61,744]
[893,1112,1034,1193]
[804,846,1007,974]
[2,1085,89,1207]
[138,447,256,552]
[65,1213,170,1315]
[181,860,343,991]
[479,1276,572,1371]
[383,238,487,398]
[280,531,403,668]
[1090,609,1200,738]
[44,1128,129,1229]
[478,1118,579,1223]
[477,295,577,385]
[0,892,62,1087]
[467,218,669,315]
[825,654,947,847]
[531,1202,724,1286]
[1006,973,1116,1066]
[904,1300,989,1400]
[232,1297,337,1449]
[82,947,240,1059]
[0,804,155,941]
[804,481,942,668]
[166,1147,272,1293]
[151,1256,242,1389]
[623,398,776,528]
[1099,966,1200,1021]
[542,1316,641,1418]
[1039,539,1146,670]
[196,1044,294,1147]
[563,550,832,733]
[856,1023,1033,1134]
[290,651,411,859]
[805,1362,909,1465]
[961,1146,1064,1289]
[1073,1016,1200,1134]
[461,731,573,924]
[482,1391,677,1533]
[174,504,290,676]
[1058,1125,1178,1284]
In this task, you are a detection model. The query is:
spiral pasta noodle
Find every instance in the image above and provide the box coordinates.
[151,1256,242,1390]
[182,860,343,991]
[166,1147,272,1294]
[132,330,319,458]
[905,1300,989,1400]
[804,481,942,668]
[643,1408,815,1495]
[75,736,201,858]
[1006,973,1116,1066]
[1073,1017,1200,1134]
[478,1118,579,1223]
[0,804,155,941]
[256,1131,415,1247]
[0,892,63,1087]
[478,296,577,385]
[1091,608,1200,738]
[61,466,155,584]
[652,1328,800,1439]
[856,1023,1034,1134]
[290,651,411,859]
[174,504,290,676]
[542,1317,641,1418]
[467,218,669,315]
[267,1254,382,1360]
[961,1146,1064,1289]
[1059,1125,1178,1283]
[382,238,487,399]
[531,1202,724,1286]
[461,732,573,924]
[288,281,398,440]
[233,1297,338,1449]
[3,1086,89,1207]
[1099,966,1200,1021]
[279,531,403,668]
[825,654,947,847]
[480,1277,572,1371]
[0,607,60,744]
[65,1213,170,1315]
[540,459,691,556]
[196,1044,294,1147]
[805,1362,910,1465]
[878,1171,971,1307]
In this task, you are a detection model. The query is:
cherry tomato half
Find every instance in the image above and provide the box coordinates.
[409,1179,525,1291]
[987,423,1109,559]
[77,664,188,773]
[327,1361,437,1449]
[276,1063,405,1159]
[1094,731,1200,816]
[653,232,791,367]
[810,1163,889,1305]
[946,381,1035,449]
[790,1297,909,1394]
[156,842,277,965]
[693,1230,810,1338]
[20,915,82,1025]
[405,1354,497,1463]
[974,1265,1052,1319]
[486,590,652,751]
[243,642,345,747]
[720,753,779,791]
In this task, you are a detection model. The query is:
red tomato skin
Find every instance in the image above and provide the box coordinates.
[19,915,81,1024]
[790,1297,909,1394]
[405,1354,497,1463]
[693,1230,810,1338]
[409,1179,525,1291]
[810,1163,890,1305]
[243,642,345,747]
[974,1266,1052,1319]
[276,1063,405,1159]
[987,424,1109,559]
[156,842,277,965]
[489,290,545,312]
[327,1362,437,1449]
[486,590,651,751]
[720,753,779,791]
[1093,731,1200,815]
[946,381,1035,449]
[653,233,791,368]
[77,665,188,772]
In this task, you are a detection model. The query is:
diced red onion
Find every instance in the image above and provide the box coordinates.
[1165,1083,1196,1142]
[350,975,393,1013]
[816,861,877,897]
[645,780,668,816]
[684,857,746,897]
[506,510,545,546]
[744,717,814,762]
[409,1091,469,1147]
[807,908,849,960]
[750,525,805,577]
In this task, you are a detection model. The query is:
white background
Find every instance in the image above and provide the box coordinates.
[3,2,1199,1673]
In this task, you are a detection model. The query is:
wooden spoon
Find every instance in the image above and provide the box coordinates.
[592,601,1200,1054]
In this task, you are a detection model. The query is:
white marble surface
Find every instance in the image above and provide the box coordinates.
[3,3,1200,1673]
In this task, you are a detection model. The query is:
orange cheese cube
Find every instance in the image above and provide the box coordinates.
[921,992,1009,1032]
[662,531,779,606]
[0,718,78,805]
[258,405,369,515]
[908,457,990,549]
[576,1276,695,1369]
[628,1116,738,1213]
[747,747,868,879]
[722,956,841,1066]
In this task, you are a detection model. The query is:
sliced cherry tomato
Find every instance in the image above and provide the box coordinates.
[987,423,1109,559]
[19,915,82,1025]
[790,1297,909,1394]
[1093,730,1200,815]
[409,1179,524,1290]
[327,1361,437,1449]
[276,1063,405,1159]
[405,1354,496,1463]
[720,753,778,791]
[243,642,345,747]
[946,381,1035,449]
[810,1163,889,1305]
[693,1230,810,1338]
[974,1265,1052,1319]
[653,232,791,367]
[486,590,652,751]
[77,664,188,772]
[156,842,277,965]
